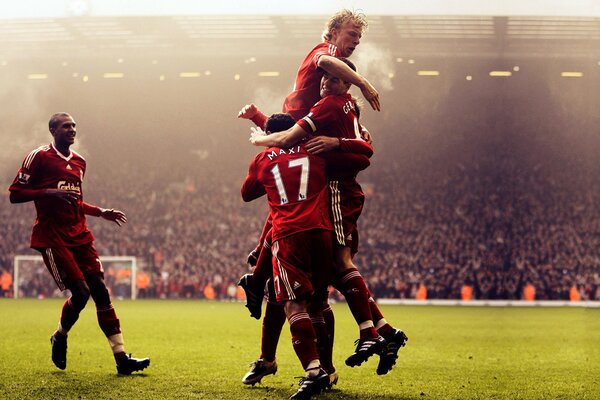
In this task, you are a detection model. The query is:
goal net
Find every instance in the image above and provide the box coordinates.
[13,255,138,300]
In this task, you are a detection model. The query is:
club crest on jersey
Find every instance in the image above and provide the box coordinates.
[66,164,72,170]
[17,172,31,184]
[57,181,81,194]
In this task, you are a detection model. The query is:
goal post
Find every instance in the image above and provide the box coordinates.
[13,255,138,300]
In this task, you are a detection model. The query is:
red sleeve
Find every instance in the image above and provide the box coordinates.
[311,42,339,67]
[8,149,44,203]
[338,138,374,157]
[8,187,46,203]
[241,156,266,202]
[297,98,335,134]
[323,152,370,174]
[250,111,268,130]
[82,202,103,217]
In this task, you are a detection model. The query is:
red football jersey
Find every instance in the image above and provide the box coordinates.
[241,144,333,242]
[283,42,341,121]
[9,143,95,247]
[297,93,372,182]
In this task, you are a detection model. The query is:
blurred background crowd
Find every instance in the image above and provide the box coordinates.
[1,14,600,301]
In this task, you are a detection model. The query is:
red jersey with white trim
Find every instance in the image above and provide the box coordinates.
[297,93,372,183]
[9,143,94,247]
[241,144,333,242]
[283,42,341,121]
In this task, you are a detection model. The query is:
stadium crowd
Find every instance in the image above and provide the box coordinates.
[2,127,599,301]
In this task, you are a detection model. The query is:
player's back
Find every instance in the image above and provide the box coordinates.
[299,93,367,184]
[249,144,332,242]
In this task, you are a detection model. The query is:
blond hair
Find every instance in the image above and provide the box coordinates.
[322,9,368,42]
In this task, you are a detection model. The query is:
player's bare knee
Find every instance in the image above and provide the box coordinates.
[284,298,309,316]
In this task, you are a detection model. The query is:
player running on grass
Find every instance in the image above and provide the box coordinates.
[8,112,150,375]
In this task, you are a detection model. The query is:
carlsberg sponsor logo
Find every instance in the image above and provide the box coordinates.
[57,181,81,194]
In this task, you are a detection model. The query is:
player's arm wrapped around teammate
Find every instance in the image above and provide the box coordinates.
[305,136,373,157]
[249,124,308,149]
[322,152,370,179]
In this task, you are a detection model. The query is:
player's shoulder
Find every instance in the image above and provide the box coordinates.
[71,149,86,163]
[314,94,346,111]
[309,42,338,57]
[22,144,51,168]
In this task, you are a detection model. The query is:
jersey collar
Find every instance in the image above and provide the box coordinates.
[50,142,73,162]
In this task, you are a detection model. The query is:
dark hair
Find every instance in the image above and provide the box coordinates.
[266,113,295,134]
[338,57,356,72]
[48,112,71,131]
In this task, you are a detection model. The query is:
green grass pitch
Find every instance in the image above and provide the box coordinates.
[0,299,598,399]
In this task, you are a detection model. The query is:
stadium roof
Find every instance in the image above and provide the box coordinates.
[3,0,600,18]
[2,1,600,59]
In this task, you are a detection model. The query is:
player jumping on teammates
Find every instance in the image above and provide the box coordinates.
[241,113,370,399]
[237,9,385,386]
[8,112,150,375]
[250,59,408,376]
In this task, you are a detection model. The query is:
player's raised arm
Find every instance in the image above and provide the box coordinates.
[250,123,309,148]
[317,55,380,111]
[238,103,268,130]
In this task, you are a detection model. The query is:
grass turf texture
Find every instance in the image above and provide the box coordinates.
[0,299,598,399]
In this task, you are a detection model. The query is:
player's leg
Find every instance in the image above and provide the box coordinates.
[309,295,337,389]
[242,280,284,385]
[332,245,386,367]
[241,231,285,385]
[286,298,329,400]
[308,230,337,388]
[39,246,89,370]
[239,233,274,319]
[274,234,329,399]
[329,185,386,365]
[369,296,408,375]
[75,243,149,374]
[346,231,408,375]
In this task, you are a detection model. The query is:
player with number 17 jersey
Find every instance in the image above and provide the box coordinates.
[241,144,332,242]
[241,141,333,304]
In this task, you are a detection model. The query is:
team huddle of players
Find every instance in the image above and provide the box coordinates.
[237,9,407,400]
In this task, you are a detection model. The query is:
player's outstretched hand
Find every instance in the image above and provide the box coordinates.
[305,136,339,154]
[101,208,127,226]
[249,127,267,145]
[45,188,79,206]
[360,79,380,112]
[238,104,258,119]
